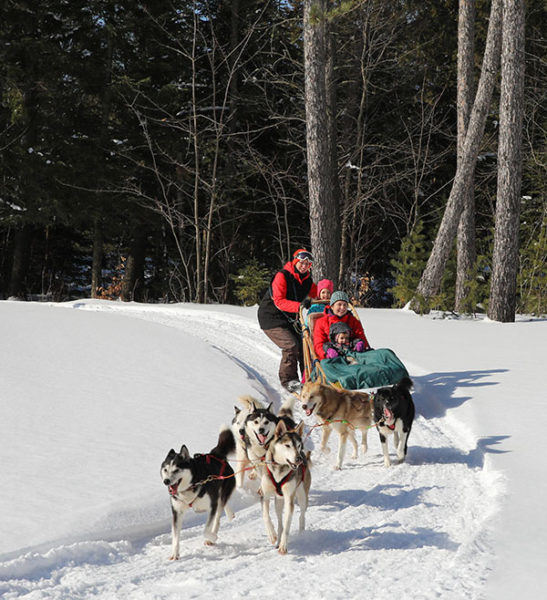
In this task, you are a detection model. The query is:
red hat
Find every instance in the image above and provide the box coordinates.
[317,279,334,293]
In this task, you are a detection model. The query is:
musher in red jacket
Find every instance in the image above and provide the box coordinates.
[258,249,317,391]
[313,290,371,360]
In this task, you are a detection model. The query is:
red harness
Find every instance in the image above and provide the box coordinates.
[266,464,307,497]
[204,453,228,478]
[169,454,229,505]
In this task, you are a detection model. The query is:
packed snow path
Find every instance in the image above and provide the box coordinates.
[0,302,502,600]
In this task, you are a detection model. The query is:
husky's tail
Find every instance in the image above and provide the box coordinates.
[277,395,298,429]
[397,376,414,392]
[278,395,295,420]
[210,425,236,458]
[238,394,265,410]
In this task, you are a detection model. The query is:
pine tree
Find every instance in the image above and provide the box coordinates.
[389,220,430,309]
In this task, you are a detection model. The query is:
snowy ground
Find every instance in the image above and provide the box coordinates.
[0,300,545,599]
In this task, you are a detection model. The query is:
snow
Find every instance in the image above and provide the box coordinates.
[0,299,545,599]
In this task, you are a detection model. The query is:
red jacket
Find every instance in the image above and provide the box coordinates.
[270,261,317,315]
[313,309,370,359]
[257,261,317,330]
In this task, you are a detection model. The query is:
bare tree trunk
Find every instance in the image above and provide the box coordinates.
[413,0,503,311]
[304,0,338,281]
[91,217,103,298]
[191,4,203,303]
[325,13,342,285]
[488,0,526,322]
[455,0,477,311]
[8,225,32,299]
[121,226,147,302]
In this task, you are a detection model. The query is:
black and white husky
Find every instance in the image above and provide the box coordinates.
[241,396,296,481]
[160,426,236,559]
[374,377,415,467]
[260,419,312,554]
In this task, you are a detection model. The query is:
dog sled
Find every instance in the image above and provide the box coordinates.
[298,304,408,391]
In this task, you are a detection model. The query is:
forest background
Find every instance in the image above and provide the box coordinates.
[0,0,545,313]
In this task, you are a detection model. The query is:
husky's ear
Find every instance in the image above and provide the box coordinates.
[295,421,305,437]
[275,419,288,436]
[267,402,273,412]
[167,448,176,458]
[234,406,241,416]
[179,445,190,460]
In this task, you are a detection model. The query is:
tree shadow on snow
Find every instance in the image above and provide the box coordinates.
[412,368,508,419]
[289,523,457,555]
[311,485,437,513]
[408,435,510,469]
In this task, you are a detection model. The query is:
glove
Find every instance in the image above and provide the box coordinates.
[326,348,339,359]
[354,341,366,352]
[301,298,312,309]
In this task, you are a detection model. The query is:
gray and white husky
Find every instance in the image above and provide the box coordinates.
[260,419,312,554]
[242,396,296,482]
[231,395,266,487]
[160,426,236,560]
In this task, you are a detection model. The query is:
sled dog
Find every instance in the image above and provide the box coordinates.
[242,396,297,481]
[299,381,373,470]
[374,377,415,467]
[160,426,236,559]
[260,419,311,554]
[231,395,266,487]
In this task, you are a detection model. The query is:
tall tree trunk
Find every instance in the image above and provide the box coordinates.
[91,217,103,298]
[92,22,113,300]
[488,0,526,322]
[304,0,338,281]
[8,225,32,299]
[121,227,147,302]
[191,4,202,303]
[455,0,477,311]
[413,0,503,311]
[325,13,342,285]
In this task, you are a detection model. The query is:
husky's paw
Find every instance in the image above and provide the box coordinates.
[169,554,179,561]
[268,533,277,546]
[248,469,257,481]
[257,487,263,497]
[333,464,342,471]
[321,446,331,454]
[278,545,288,555]
[383,459,392,468]
[204,540,216,546]
[351,451,358,459]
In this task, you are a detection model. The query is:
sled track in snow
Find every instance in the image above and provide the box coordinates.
[0,302,500,600]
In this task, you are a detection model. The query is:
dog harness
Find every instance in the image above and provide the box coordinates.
[169,454,229,506]
[266,465,307,497]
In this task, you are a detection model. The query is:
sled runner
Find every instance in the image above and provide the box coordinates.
[299,304,408,391]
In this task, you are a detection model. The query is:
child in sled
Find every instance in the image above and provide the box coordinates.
[305,279,333,325]
[323,321,368,364]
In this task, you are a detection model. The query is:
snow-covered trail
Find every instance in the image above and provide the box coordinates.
[1,302,500,599]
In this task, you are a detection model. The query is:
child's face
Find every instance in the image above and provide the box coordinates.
[335,332,350,345]
[319,288,331,300]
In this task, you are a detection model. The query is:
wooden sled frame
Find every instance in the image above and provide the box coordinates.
[299,304,363,389]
